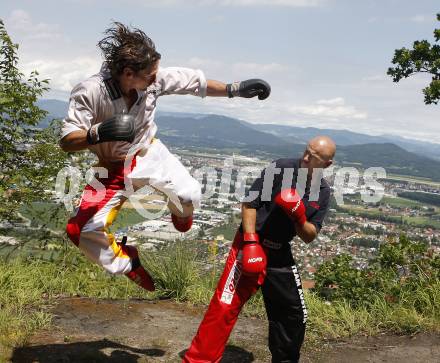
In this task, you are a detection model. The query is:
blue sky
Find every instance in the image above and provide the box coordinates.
[1,0,439,142]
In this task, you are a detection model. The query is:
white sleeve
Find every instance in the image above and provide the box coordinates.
[158,67,207,98]
[60,84,95,139]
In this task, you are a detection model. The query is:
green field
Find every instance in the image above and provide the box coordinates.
[386,174,440,187]
[207,222,239,241]
[401,215,440,228]
[339,204,440,229]
[381,196,425,208]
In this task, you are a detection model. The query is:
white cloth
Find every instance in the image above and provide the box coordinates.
[61,63,207,161]
[128,139,201,211]
[69,139,201,276]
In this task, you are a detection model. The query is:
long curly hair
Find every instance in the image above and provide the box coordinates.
[97,22,161,77]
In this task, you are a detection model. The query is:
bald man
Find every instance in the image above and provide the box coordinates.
[184,136,336,363]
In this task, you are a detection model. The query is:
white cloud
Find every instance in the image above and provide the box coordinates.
[316,97,344,106]
[217,0,325,7]
[128,0,326,7]
[20,57,101,92]
[208,15,225,24]
[6,9,62,41]
[186,57,224,70]
[366,14,436,25]
[159,95,368,132]
[4,9,101,97]
[362,74,388,82]
[232,62,289,74]
[181,57,291,79]
[409,15,430,23]
[287,98,367,120]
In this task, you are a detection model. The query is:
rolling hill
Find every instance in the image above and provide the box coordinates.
[36,99,440,181]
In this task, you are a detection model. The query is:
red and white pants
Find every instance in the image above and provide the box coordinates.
[184,232,307,363]
[183,231,264,362]
[65,139,201,274]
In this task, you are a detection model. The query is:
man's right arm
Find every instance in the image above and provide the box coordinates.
[60,114,136,152]
[241,202,266,275]
[59,130,89,152]
[60,84,95,152]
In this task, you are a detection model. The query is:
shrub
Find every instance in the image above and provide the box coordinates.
[314,234,440,311]
[142,241,200,300]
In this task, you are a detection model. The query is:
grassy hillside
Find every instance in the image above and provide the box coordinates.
[1,236,439,360]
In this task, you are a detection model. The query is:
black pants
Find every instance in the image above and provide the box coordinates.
[261,242,307,363]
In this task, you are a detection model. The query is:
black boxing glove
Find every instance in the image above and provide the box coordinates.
[87,114,135,145]
[226,79,271,100]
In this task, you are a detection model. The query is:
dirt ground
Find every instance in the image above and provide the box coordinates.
[9,297,440,363]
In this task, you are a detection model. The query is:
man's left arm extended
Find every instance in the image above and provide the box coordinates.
[158,68,269,99]
[206,79,271,99]
[206,80,228,97]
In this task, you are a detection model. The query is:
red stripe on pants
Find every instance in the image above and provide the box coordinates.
[65,183,120,246]
[65,158,136,246]
[183,231,264,363]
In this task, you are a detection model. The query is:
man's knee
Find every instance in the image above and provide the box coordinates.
[66,217,81,246]
[169,181,201,218]
[179,178,201,208]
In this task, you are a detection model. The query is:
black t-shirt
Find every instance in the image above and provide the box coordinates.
[241,158,331,245]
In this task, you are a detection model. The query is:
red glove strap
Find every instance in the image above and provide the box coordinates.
[243,232,259,243]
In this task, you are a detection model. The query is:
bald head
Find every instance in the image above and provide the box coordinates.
[307,136,336,162]
[301,135,336,172]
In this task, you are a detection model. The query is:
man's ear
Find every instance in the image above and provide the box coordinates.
[325,160,333,168]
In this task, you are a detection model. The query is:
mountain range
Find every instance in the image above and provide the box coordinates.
[251,124,440,162]
[36,99,440,181]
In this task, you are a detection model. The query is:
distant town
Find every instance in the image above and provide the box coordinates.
[1,146,440,287]
[112,147,440,283]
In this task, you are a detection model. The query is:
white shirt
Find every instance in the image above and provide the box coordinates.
[61,64,207,161]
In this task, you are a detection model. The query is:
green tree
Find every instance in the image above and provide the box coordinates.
[0,20,67,222]
[314,234,439,309]
[387,13,440,104]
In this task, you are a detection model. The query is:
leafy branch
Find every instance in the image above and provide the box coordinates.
[387,13,440,104]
